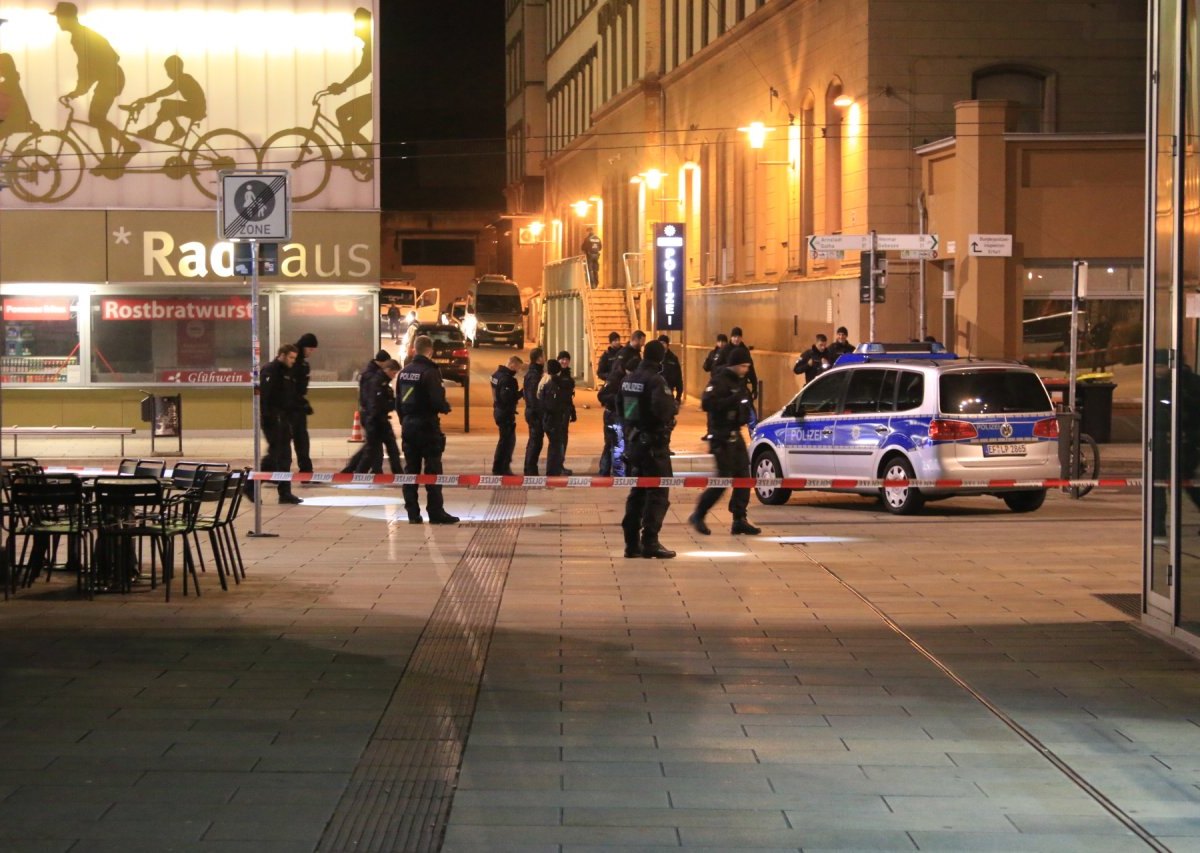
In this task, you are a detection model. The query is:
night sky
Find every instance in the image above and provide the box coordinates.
[380,2,507,212]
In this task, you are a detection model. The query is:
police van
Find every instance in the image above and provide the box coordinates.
[749,342,1060,514]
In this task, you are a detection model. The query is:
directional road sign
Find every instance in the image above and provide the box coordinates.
[875,233,938,252]
[968,234,1012,257]
[808,234,871,253]
[220,171,291,242]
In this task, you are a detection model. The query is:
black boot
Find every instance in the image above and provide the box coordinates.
[428,513,460,525]
[407,508,423,524]
[623,537,641,558]
[687,513,711,535]
[731,518,761,535]
[641,541,676,559]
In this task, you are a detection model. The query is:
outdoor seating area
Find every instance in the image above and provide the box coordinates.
[0,458,247,601]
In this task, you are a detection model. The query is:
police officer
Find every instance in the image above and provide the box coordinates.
[618,329,646,368]
[829,326,855,359]
[342,349,399,474]
[598,352,636,477]
[356,359,401,475]
[794,334,832,383]
[291,333,318,477]
[581,226,602,287]
[396,335,458,525]
[260,344,302,505]
[491,354,523,475]
[618,339,676,559]
[556,350,577,473]
[703,333,728,375]
[540,359,573,475]
[522,348,546,475]
[597,331,622,381]
[689,348,761,536]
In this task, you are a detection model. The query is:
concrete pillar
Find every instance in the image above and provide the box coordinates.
[952,100,1015,358]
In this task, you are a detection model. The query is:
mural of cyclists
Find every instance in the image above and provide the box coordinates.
[0,1,376,207]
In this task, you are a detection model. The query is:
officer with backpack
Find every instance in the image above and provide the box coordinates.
[619,340,676,559]
[689,347,761,536]
[540,359,574,475]
[490,354,523,475]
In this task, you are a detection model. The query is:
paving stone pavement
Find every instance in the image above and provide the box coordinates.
[1,419,1191,852]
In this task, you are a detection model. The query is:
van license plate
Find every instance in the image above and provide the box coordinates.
[984,443,1026,457]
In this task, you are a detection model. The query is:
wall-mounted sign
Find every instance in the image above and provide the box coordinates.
[653,222,685,332]
[1,296,74,321]
[100,296,252,321]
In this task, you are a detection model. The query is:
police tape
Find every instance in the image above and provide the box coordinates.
[247,471,1143,490]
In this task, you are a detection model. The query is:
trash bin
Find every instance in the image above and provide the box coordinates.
[1077,380,1116,444]
[1039,378,1116,444]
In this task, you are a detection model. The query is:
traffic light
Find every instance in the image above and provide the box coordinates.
[858,255,887,304]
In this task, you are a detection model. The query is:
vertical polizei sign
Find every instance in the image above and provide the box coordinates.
[654,222,685,331]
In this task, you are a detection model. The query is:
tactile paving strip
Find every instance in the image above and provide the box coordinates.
[317,490,527,852]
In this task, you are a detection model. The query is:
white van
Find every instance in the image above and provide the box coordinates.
[461,275,525,348]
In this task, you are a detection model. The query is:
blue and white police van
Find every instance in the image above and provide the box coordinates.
[749,342,1060,514]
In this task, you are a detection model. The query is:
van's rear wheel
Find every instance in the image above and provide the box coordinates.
[753,450,791,505]
[880,457,924,515]
[1003,489,1046,513]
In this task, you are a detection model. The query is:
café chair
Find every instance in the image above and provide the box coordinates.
[91,478,164,595]
[133,460,166,479]
[116,459,140,477]
[6,474,90,597]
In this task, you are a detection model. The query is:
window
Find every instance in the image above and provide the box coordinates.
[278,294,375,382]
[90,294,252,384]
[972,65,1055,133]
[939,370,1051,415]
[794,370,850,414]
[843,369,889,413]
[896,371,924,411]
[401,239,475,266]
[1,296,81,384]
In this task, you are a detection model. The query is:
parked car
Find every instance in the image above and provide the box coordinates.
[399,322,470,386]
[749,342,1060,515]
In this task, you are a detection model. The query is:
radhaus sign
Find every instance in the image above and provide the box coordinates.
[141,231,372,280]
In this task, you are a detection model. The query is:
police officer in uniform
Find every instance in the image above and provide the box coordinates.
[598,352,636,477]
[491,354,523,475]
[522,348,546,475]
[618,340,676,558]
[396,335,458,525]
[689,348,761,536]
[260,344,302,504]
[291,333,318,477]
[357,359,401,474]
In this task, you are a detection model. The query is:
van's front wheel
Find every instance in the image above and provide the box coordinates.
[880,457,924,515]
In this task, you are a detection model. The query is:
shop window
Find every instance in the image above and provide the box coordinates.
[1022,297,1144,401]
[90,294,253,384]
[1,296,81,384]
[279,293,375,383]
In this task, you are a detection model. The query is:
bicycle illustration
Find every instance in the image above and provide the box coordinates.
[257,90,373,202]
[5,101,256,203]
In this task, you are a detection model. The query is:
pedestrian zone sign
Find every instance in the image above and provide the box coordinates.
[219,171,291,242]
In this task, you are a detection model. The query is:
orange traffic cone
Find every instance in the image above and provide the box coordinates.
[348,410,364,443]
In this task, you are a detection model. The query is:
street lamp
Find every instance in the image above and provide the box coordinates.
[738,121,772,150]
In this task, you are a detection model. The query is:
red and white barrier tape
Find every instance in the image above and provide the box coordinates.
[248,471,1143,490]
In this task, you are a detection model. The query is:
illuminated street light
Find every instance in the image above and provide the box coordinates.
[528,220,545,238]
[643,169,664,190]
[571,200,590,218]
[833,94,855,108]
[738,121,771,149]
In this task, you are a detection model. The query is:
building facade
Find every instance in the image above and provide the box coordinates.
[0,1,381,429]
[513,0,1146,408]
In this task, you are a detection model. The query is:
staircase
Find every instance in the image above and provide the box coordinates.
[586,289,633,378]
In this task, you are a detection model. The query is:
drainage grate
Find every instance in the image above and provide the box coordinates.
[1094,592,1142,618]
[317,489,526,853]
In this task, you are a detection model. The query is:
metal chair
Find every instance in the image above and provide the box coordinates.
[116,459,139,476]
[91,478,164,595]
[216,469,249,583]
[6,474,90,597]
[133,459,166,479]
[190,470,232,591]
